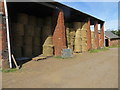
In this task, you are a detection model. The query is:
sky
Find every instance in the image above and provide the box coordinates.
[55,1,118,31]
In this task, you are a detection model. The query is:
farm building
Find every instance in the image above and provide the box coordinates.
[0,1,105,69]
[105,31,120,47]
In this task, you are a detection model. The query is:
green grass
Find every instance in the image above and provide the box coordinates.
[0,68,17,73]
[108,45,120,48]
[89,47,109,53]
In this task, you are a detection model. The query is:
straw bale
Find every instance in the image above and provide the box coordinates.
[17,13,28,24]
[12,36,23,47]
[13,47,22,58]
[34,27,41,37]
[42,45,54,56]
[82,22,88,29]
[23,46,33,57]
[24,36,33,45]
[28,16,37,26]
[43,36,53,46]
[73,22,82,30]
[24,25,35,36]
[11,23,24,36]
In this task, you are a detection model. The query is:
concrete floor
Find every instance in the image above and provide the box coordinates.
[2,48,118,88]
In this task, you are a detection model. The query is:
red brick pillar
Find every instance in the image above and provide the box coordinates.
[100,23,104,47]
[94,20,99,49]
[0,1,9,69]
[87,18,92,50]
[53,11,66,56]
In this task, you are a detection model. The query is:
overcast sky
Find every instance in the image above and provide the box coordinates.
[56,1,118,31]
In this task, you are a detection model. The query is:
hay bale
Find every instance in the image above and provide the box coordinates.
[11,23,24,36]
[74,37,82,52]
[42,45,54,56]
[82,22,88,29]
[24,25,35,36]
[12,36,23,47]
[24,36,33,45]
[28,16,37,26]
[82,44,87,52]
[23,46,33,57]
[91,32,95,39]
[33,46,42,56]
[17,13,28,24]
[37,18,43,27]
[73,22,82,30]
[34,27,41,37]
[33,37,41,46]
[81,30,87,38]
[13,47,22,58]
[44,17,52,26]
[43,36,53,46]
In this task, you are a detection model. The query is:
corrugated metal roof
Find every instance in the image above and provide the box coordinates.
[105,31,120,39]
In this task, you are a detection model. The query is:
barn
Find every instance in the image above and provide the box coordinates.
[0,1,105,69]
[105,31,120,47]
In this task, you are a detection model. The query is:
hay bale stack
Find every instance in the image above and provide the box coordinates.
[28,16,37,26]
[23,46,33,57]
[74,29,82,52]
[73,22,82,30]
[24,25,35,37]
[82,43,87,52]
[82,22,88,29]
[66,27,70,46]
[81,30,87,38]
[91,31,95,49]
[24,36,33,45]
[13,47,22,58]
[33,46,42,57]
[44,17,52,26]
[34,27,41,37]
[11,23,24,36]
[43,45,54,56]
[17,13,28,24]
[37,18,43,27]
[12,36,23,47]
[43,36,53,46]
[69,28,75,51]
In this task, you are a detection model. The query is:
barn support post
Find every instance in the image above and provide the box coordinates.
[94,20,99,49]
[53,11,66,56]
[100,23,104,48]
[0,0,10,69]
[87,18,92,50]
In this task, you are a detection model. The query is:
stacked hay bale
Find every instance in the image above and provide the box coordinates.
[91,31,95,49]
[65,23,75,51]
[42,17,54,56]
[73,22,82,53]
[11,13,43,58]
[69,28,75,51]
[11,22,24,58]
[81,22,88,52]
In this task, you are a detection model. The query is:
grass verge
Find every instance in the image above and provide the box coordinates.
[0,68,17,73]
[89,47,109,53]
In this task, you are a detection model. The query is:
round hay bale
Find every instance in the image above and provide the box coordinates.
[24,25,35,37]
[23,45,33,57]
[12,36,23,47]
[33,46,42,56]
[11,23,24,36]
[37,18,43,27]
[44,17,52,26]
[73,22,82,30]
[34,27,41,37]
[24,36,33,45]
[28,16,37,26]
[17,13,28,24]
[13,47,22,58]
[33,37,41,46]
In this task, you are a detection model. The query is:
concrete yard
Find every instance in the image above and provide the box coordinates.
[2,48,118,88]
